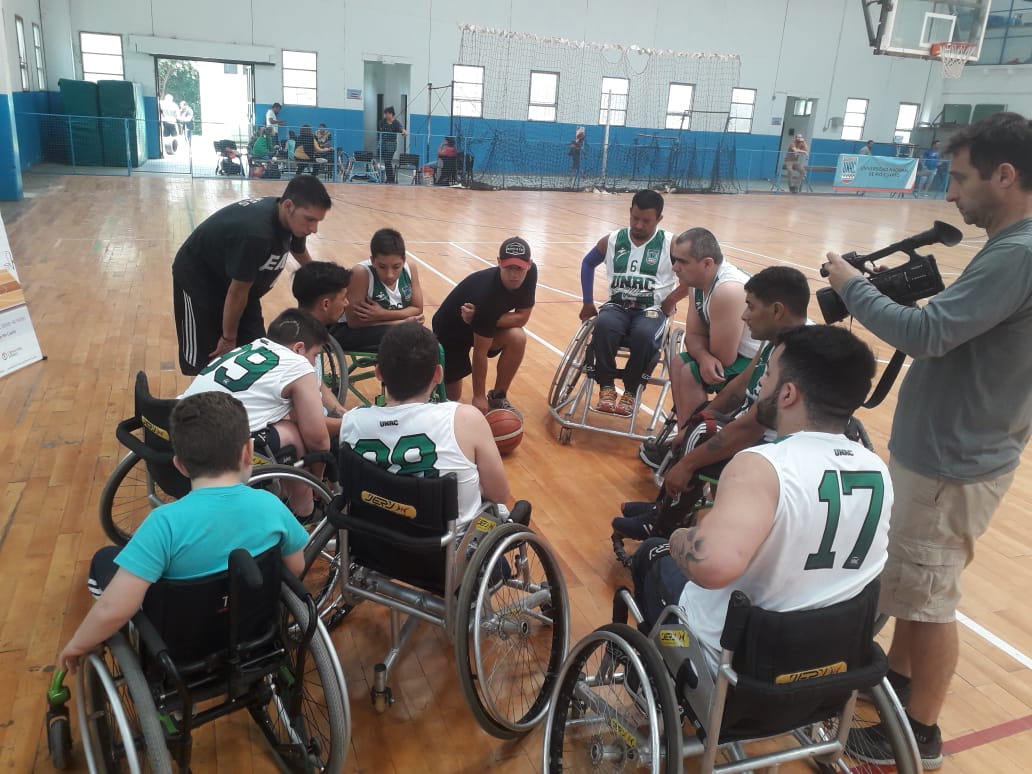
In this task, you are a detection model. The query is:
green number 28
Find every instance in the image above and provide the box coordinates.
[804,470,884,571]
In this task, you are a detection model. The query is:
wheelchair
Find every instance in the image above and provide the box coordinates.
[299,444,570,738]
[319,337,350,406]
[542,580,921,773]
[323,339,448,408]
[99,372,335,546]
[548,316,680,445]
[71,547,349,773]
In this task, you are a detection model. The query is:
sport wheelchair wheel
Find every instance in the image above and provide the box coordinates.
[319,337,349,406]
[455,522,570,739]
[299,518,350,629]
[251,583,350,773]
[822,679,920,774]
[78,631,173,773]
[99,451,176,546]
[245,464,334,530]
[548,318,594,409]
[543,623,683,773]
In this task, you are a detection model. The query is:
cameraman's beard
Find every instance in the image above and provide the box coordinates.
[755,392,779,432]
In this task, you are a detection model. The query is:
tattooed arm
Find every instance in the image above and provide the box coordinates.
[670,449,779,589]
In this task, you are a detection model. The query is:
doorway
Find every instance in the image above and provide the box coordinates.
[779,96,818,155]
[362,61,411,154]
[155,57,254,169]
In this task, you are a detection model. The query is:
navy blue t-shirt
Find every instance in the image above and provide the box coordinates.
[432,265,537,345]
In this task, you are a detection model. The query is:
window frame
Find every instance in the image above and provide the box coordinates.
[599,76,629,127]
[282,49,317,106]
[728,87,757,134]
[15,16,29,90]
[32,22,46,91]
[528,70,559,122]
[665,82,695,130]
[841,97,869,142]
[894,102,920,144]
[453,64,484,118]
[79,31,124,83]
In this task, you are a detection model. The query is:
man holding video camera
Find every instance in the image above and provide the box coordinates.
[824,111,1032,769]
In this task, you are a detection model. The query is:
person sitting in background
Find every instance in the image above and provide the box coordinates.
[251,126,276,158]
[294,125,316,175]
[435,137,458,185]
[918,140,943,193]
[314,124,334,161]
[859,139,875,155]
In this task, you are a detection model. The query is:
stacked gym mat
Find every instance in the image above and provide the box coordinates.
[98,80,146,167]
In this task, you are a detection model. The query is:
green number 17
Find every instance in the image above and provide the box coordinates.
[805,470,884,571]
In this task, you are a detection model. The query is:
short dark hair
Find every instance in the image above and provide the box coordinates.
[674,227,723,265]
[775,325,875,426]
[744,266,810,319]
[370,228,406,258]
[946,111,1032,191]
[282,174,332,210]
[377,323,440,401]
[384,106,395,116]
[272,102,281,109]
[631,189,664,216]
[292,261,351,310]
[267,308,329,349]
[170,392,250,478]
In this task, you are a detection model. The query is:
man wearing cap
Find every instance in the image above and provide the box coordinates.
[432,236,537,416]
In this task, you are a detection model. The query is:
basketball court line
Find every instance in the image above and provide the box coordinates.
[943,711,1032,756]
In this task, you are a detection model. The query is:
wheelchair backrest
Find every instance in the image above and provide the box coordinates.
[713,579,887,741]
[141,546,282,669]
[133,371,191,499]
[336,444,459,594]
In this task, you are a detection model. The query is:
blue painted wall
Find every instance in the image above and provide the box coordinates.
[0,93,23,200]
[12,91,52,171]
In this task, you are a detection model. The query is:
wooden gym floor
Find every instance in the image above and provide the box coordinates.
[1,174,1030,772]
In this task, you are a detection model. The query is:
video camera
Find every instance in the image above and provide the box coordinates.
[817,220,962,324]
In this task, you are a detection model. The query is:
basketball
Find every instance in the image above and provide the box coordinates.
[486,408,524,455]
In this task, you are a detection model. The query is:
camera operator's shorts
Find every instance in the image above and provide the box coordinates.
[879,457,1015,623]
[680,353,752,394]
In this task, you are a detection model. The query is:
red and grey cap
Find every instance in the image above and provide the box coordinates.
[499,236,532,267]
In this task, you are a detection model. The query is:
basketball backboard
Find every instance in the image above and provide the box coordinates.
[862,0,992,60]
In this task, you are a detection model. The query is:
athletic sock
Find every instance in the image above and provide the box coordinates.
[887,668,912,694]
[906,713,940,744]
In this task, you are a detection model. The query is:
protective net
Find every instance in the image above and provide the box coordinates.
[453,25,741,192]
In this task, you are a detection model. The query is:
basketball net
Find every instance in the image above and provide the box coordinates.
[934,41,977,79]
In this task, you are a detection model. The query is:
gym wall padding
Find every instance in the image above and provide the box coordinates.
[98,80,147,167]
[56,79,103,167]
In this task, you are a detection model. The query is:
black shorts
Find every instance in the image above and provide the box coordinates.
[441,340,502,384]
[173,277,265,376]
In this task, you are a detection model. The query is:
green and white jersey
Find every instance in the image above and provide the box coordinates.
[181,338,314,433]
[679,431,891,674]
[692,259,761,360]
[604,227,675,310]
[340,401,482,525]
[363,260,413,310]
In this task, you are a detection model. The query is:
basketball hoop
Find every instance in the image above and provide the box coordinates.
[931,41,977,79]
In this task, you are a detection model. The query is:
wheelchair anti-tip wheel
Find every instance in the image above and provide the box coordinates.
[455,522,570,739]
[78,632,173,774]
[99,451,177,546]
[548,318,595,410]
[543,623,684,774]
[250,583,350,773]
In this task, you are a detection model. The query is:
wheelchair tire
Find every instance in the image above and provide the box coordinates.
[548,318,594,409]
[246,464,333,532]
[836,679,921,774]
[455,522,570,739]
[543,623,684,774]
[99,451,176,546]
[300,517,350,629]
[252,583,350,773]
[78,632,173,774]
[319,337,349,406]
[46,712,72,770]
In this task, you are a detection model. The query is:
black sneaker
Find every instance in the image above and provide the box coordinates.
[846,720,943,770]
[638,439,670,470]
[611,513,656,541]
[487,390,522,420]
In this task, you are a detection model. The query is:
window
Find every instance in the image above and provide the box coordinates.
[32,23,46,90]
[453,65,484,118]
[729,87,757,133]
[894,102,919,144]
[599,76,628,126]
[841,98,869,141]
[793,98,814,116]
[528,71,558,122]
[282,50,317,105]
[80,32,123,82]
[665,83,694,129]
[15,17,29,90]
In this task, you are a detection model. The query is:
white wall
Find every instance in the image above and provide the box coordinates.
[941,63,1032,116]
[2,0,44,92]
[17,0,1032,138]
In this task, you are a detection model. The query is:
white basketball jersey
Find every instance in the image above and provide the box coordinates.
[340,401,482,525]
[181,338,314,433]
[693,260,761,360]
[678,431,892,673]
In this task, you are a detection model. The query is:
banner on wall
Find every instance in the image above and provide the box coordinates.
[834,154,919,193]
[0,212,44,379]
